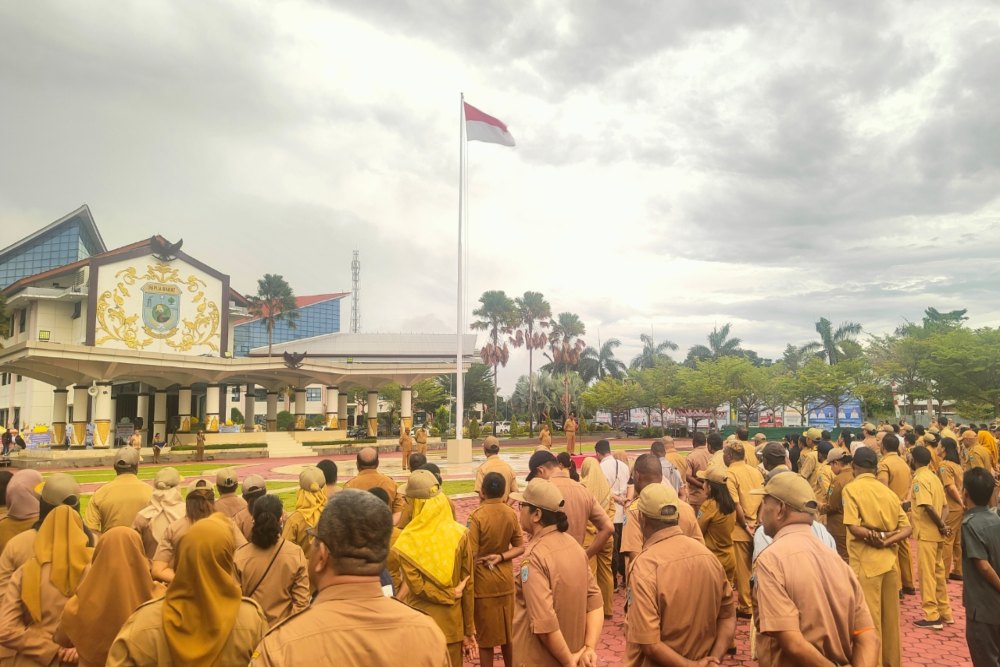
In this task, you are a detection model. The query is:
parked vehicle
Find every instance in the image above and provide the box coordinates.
[621,422,642,437]
[347,426,368,439]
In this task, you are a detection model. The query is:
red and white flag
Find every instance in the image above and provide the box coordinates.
[464,102,515,147]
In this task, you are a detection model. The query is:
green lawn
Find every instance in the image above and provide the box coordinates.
[52,463,233,485]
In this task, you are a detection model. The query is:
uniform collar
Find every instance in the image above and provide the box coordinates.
[550,470,570,479]
[642,525,683,549]
[771,523,813,541]
[315,580,384,603]
[532,524,561,540]
[883,452,899,459]
[482,498,504,505]
[855,472,877,481]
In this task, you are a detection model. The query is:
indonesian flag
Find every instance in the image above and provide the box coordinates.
[464,102,515,147]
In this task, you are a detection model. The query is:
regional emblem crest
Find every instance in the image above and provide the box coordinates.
[141,282,181,337]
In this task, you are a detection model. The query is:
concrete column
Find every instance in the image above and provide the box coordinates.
[71,385,89,446]
[93,382,113,449]
[153,390,167,442]
[109,396,117,441]
[243,384,256,431]
[325,386,339,429]
[294,388,307,430]
[135,392,149,445]
[205,384,221,433]
[177,387,192,432]
[266,391,278,432]
[400,386,413,434]
[338,393,348,430]
[367,390,379,437]
[52,389,68,446]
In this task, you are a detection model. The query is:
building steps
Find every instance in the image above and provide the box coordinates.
[260,432,317,459]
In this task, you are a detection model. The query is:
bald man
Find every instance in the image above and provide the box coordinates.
[344,448,404,518]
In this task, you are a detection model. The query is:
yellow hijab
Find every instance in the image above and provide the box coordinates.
[21,505,91,622]
[978,430,998,467]
[393,492,465,588]
[294,488,327,527]
[580,457,612,507]
[163,512,242,667]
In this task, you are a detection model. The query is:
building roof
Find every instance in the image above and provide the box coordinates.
[256,332,478,361]
[0,204,107,262]
[232,292,349,326]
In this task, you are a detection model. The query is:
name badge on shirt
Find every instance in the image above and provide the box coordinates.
[913,483,920,495]
[521,565,529,582]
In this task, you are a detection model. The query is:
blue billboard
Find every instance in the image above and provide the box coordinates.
[806,396,862,428]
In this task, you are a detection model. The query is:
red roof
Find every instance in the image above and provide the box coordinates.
[232,292,349,325]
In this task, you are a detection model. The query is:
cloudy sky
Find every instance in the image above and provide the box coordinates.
[2,1,999,393]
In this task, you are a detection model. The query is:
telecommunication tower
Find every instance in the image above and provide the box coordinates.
[350,250,360,333]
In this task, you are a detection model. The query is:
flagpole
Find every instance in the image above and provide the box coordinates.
[456,93,466,441]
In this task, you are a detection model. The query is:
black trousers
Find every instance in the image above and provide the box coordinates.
[968,618,1000,667]
[612,522,625,579]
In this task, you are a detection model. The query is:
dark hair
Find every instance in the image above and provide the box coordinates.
[0,470,13,506]
[735,426,748,441]
[482,472,506,499]
[595,440,611,455]
[368,487,391,506]
[555,452,579,481]
[633,453,662,480]
[727,444,746,461]
[420,462,444,485]
[882,434,900,453]
[911,445,931,467]
[937,416,948,428]
[318,490,392,575]
[964,468,995,506]
[218,481,238,494]
[317,459,338,485]
[797,435,808,448]
[650,440,666,456]
[840,431,854,448]
[707,480,735,515]
[408,452,427,471]
[527,504,569,532]
[186,489,215,522]
[940,437,961,465]
[692,431,707,447]
[821,430,831,440]
[903,431,917,446]
[250,495,283,549]
[914,424,926,436]
[707,433,724,452]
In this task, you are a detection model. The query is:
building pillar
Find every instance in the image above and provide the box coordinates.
[325,386,339,429]
[400,386,413,434]
[205,384,221,433]
[266,391,278,432]
[338,393,348,429]
[244,383,256,431]
[153,390,167,442]
[71,385,89,446]
[177,387,192,432]
[367,390,379,437]
[52,389,68,446]
[93,382,113,449]
[294,388,307,430]
[135,391,149,445]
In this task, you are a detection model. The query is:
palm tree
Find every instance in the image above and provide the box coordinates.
[579,338,628,383]
[470,290,518,435]
[630,332,678,370]
[546,312,586,417]
[246,274,299,357]
[509,291,551,435]
[685,323,742,365]
[800,317,862,364]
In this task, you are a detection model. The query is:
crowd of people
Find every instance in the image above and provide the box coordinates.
[0,418,994,666]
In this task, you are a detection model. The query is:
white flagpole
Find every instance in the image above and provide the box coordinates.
[455,93,466,440]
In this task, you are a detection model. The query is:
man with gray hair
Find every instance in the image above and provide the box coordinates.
[251,490,449,666]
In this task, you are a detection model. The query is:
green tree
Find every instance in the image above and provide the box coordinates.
[798,357,862,426]
[685,323,743,366]
[579,338,628,383]
[801,317,862,364]
[630,333,678,370]
[581,377,641,418]
[246,274,299,356]
[510,291,551,434]
[412,378,448,415]
[471,290,518,435]
[921,306,968,332]
[633,362,682,427]
[437,363,495,422]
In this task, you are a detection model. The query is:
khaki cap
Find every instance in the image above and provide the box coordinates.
[862,422,876,432]
[404,469,440,499]
[510,478,564,512]
[637,483,680,519]
[154,467,182,490]
[802,427,822,440]
[724,440,745,455]
[216,468,238,487]
[826,448,851,464]
[483,435,500,451]
[187,478,214,497]
[114,447,140,467]
[922,433,940,446]
[752,473,819,514]
[724,434,737,443]
[41,473,80,506]
[299,467,325,493]
[760,442,788,463]
[928,426,940,435]
[242,474,266,494]
[697,465,727,484]
[881,424,895,433]
[753,433,767,441]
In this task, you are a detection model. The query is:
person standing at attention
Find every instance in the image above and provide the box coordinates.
[564,412,578,455]
[910,445,953,630]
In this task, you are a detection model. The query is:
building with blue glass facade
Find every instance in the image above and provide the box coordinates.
[232,293,348,357]
[0,206,106,290]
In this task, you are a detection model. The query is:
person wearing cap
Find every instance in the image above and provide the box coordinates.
[842,446,912,667]
[695,464,736,587]
[214,468,248,519]
[475,436,519,503]
[399,426,415,471]
[759,441,790,481]
[344,447,405,520]
[563,412,578,455]
[233,474,268,541]
[822,448,854,561]
[510,478,603,667]
[752,473,879,667]
[625,483,735,667]
[876,433,916,596]
[0,469,43,556]
[393,469,476,667]
[281,467,327,558]
[84,447,153,536]
[723,439,764,618]
[935,438,965,581]
[858,423,878,455]
[132,467,185,559]
[797,428,821,493]
[250,491,450,667]
[415,425,429,456]
[910,445,954,630]
[685,432,712,513]
[467,472,524,667]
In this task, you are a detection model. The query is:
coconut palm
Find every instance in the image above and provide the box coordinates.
[800,317,862,364]
[471,290,518,435]
[579,338,628,383]
[685,323,742,365]
[509,291,551,434]
[545,312,586,417]
[246,274,299,357]
[630,333,678,370]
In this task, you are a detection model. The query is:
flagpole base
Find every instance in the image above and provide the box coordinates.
[446,438,473,464]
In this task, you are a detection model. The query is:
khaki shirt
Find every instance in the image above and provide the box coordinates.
[549,472,613,547]
[153,516,247,568]
[626,527,734,665]
[753,524,874,667]
[725,461,764,543]
[825,469,854,539]
[250,581,450,666]
[696,499,735,570]
[912,467,946,543]
[815,463,834,504]
[876,452,912,501]
[937,460,964,513]
[513,525,602,667]
[968,444,993,471]
[665,450,687,482]
[215,493,248,520]
[0,528,36,591]
[467,500,524,599]
[842,473,910,578]
[84,473,153,533]
[797,448,819,489]
[234,539,311,628]
[107,597,267,667]
[399,531,475,644]
[686,447,712,509]
[474,455,519,503]
[621,498,703,557]
[737,440,760,470]
[234,508,254,541]
[343,469,405,514]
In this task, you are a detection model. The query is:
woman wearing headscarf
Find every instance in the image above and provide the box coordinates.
[281,467,326,557]
[579,457,614,617]
[57,527,162,667]
[537,423,553,451]
[978,429,999,471]
[0,470,15,521]
[0,469,43,554]
[107,513,268,666]
[132,467,185,559]
[234,495,309,627]
[394,469,476,667]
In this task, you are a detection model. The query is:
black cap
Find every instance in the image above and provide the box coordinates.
[853,446,878,469]
[526,450,558,481]
[817,440,833,458]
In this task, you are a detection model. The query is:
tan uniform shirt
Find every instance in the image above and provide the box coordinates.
[233,508,254,541]
[415,429,428,453]
[665,450,687,481]
[826,470,854,540]
[737,441,760,470]
[0,528,36,590]
[797,448,819,489]
[686,447,712,508]
[815,463,834,504]
[621,498,704,557]
[938,460,964,514]
[84,473,153,533]
[467,500,524,599]
[474,455,520,503]
[234,539,311,627]
[968,444,993,471]
[513,525,602,667]
[107,597,267,667]
[842,473,910,578]
[626,527,734,666]
[215,493,248,520]
[399,531,475,644]
[725,461,764,543]
[753,524,875,667]
[153,516,247,568]
[250,581,450,666]
[343,469,405,514]
[549,472,613,547]
[912,467,946,543]
[0,517,37,556]
[876,452,912,502]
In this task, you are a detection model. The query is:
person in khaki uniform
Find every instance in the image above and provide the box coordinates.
[822,448,854,561]
[662,436,687,484]
[399,427,414,470]
[684,431,711,513]
[0,469,42,558]
[752,473,879,667]
[910,445,953,629]
[510,478,604,667]
[815,449,834,508]
[538,423,552,451]
[250,490,450,666]
[233,474,268,541]
[281,467,327,558]
[935,438,965,579]
[579,457,615,617]
[966,429,994,472]
[415,426,429,456]
[842,447,912,667]
[797,428,820,493]
[84,448,153,536]
[132,467,185,559]
[876,433,916,595]
[475,436,519,503]
[723,441,764,617]
[468,472,525,667]
[626,483,735,667]
[563,413,578,454]
[108,514,268,666]
[733,427,760,470]
[393,470,477,667]
[344,448,406,518]
[214,468,248,519]
[695,464,737,586]
[235,495,310,628]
